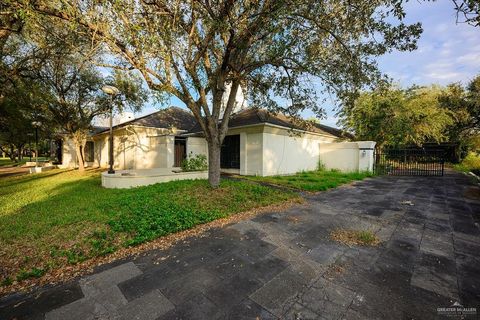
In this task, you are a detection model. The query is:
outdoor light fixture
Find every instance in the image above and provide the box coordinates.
[102,85,120,174]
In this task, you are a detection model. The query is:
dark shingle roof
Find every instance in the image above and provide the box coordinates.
[95,106,351,139]
[92,126,109,134]
[188,108,351,139]
[95,107,196,134]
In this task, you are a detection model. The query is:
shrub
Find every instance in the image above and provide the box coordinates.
[454,152,480,172]
[181,153,208,172]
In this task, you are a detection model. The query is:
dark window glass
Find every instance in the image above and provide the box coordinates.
[221,135,240,169]
[84,141,94,162]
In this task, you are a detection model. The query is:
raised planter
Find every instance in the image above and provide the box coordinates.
[24,161,51,167]
[101,168,208,189]
[29,165,56,174]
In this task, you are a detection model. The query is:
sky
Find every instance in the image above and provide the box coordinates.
[135,1,480,128]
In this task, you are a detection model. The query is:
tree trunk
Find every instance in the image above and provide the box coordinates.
[207,139,221,188]
[72,131,87,172]
[10,144,17,162]
[75,143,85,172]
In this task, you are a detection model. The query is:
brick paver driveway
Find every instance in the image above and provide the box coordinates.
[1,171,479,319]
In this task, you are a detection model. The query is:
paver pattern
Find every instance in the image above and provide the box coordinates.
[1,171,479,319]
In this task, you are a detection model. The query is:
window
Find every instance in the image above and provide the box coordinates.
[84,141,94,162]
[221,135,240,169]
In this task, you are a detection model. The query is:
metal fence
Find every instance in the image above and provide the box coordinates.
[374,149,445,176]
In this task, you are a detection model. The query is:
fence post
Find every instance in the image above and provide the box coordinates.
[357,141,376,172]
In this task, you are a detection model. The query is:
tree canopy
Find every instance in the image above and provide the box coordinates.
[339,76,480,158]
[339,85,454,149]
[438,75,480,157]
[0,8,148,168]
[7,0,423,185]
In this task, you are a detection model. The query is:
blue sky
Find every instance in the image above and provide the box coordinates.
[137,1,480,128]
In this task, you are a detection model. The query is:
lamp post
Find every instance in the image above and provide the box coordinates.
[32,121,42,166]
[102,85,120,174]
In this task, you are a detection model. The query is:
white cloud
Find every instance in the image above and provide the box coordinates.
[378,1,480,86]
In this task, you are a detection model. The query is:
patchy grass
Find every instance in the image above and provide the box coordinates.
[0,169,297,289]
[244,169,373,192]
[330,229,380,247]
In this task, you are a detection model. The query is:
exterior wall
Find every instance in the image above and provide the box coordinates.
[60,137,96,168]
[61,124,367,175]
[244,132,264,175]
[319,141,376,172]
[98,127,174,169]
[261,127,337,176]
[61,137,78,168]
[61,126,176,170]
[186,137,208,158]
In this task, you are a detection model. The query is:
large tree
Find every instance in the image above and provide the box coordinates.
[7,0,422,186]
[0,22,57,161]
[439,75,480,158]
[339,85,454,149]
[40,54,147,171]
[0,79,51,161]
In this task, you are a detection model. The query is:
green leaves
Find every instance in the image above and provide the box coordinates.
[339,85,455,148]
[181,153,208,172]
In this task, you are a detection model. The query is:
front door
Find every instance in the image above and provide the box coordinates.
[174,137,187,167]
[221,135,240,169]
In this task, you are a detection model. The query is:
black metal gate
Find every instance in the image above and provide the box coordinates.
[374,149,445,176]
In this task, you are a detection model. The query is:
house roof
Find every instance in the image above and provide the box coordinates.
[188,108,351,139]
[93,106,351,139]
[95,107,197,134]
[92,126,109,134]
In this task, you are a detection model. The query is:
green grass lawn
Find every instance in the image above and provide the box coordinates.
[0,169,296,286]
[244,169,373,192]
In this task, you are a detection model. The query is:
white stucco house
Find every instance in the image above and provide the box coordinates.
[60,106,360,176]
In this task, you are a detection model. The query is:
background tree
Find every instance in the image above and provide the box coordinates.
[13,0,423,187]
[0,78,52,161]
[439,75,480,159]
[339,85,453,149]
[40,54,147,171]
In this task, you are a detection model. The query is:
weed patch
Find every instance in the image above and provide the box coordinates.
[330,229,380,246]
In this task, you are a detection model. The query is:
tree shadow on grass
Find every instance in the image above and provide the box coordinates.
[0,170,74,190]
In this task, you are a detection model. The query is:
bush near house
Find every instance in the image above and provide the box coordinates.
[181,153,208,172]
[0,169,296,290]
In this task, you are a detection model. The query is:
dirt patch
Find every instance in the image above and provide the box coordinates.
[324,263,348,280]
[330,229,380,247]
